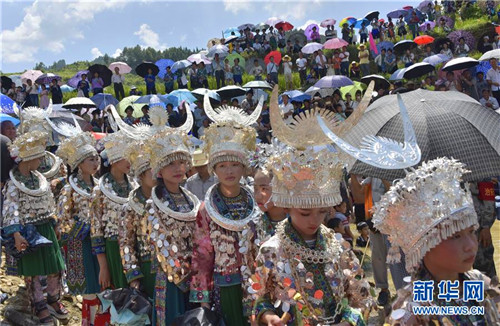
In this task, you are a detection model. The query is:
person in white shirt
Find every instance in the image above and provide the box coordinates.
[315,50,327,77]
[112,67,125,100]
[25,79,39,107]
[185,149,217,201]
[279,94,294,125]
[282,55,293,90]
[266,56,279,84]
[486,58,500,104]
[479,88,500,110]
[249,59,264,81]
[339,46,350,76]
[296,52,308,86]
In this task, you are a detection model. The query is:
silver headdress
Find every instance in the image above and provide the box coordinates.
[14,101,54,145]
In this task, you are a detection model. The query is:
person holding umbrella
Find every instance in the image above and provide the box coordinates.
[163,66,175,94]
[91,72,104,96]
[50,79,63,104]
[144,68,157,95]
[409,11,421,40]
[25,79,39,107]
[212,53,225,88]
[112,67,125,101]
[77,74,90,98]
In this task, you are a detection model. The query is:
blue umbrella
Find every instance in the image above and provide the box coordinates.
[68,70,89,88]
[390,67,408,81]
[155,59,177,79]
[60,84,75,93]
[90,93,119,110]
[172,60,192,71]
[1,94,18,114]
[314,75,353,89]
[169,89,197,104]
[475,61,491,76]
[0,113,20,126]
[223,27,241,38]
[387,9,408,19]
[353,18,369,29]
[404,8,425,23]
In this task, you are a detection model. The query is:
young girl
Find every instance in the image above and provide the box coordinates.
[143,128,200,325]
[90,130,134,290]
[118,141,157,300]
[373,158,500,325]
[190,94,264,325]
[2,131,68,325]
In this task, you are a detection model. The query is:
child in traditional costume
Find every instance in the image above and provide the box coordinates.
[2,130,68,325]
[372,158,500,325]
[189,94,265,325]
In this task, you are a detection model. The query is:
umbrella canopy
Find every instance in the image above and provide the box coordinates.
[414,35,435,45]
[403,62,435,79]
[304,86,334,98]
[323,38,349,50]
[223,27,240,38]
[207,44,229,58]
[304,23,320,40]
[67,70,89,88]
[346,89,500,181]
[275,21,294,31]
[339,16,356,27]
[255,23,270,31]
[370,41,394,57]
[301,42,323,54]
[90,93,119,110]
[0,113,20,126]
[442,57,479,72]
[320,18,336,28]
[423,54,450,66]
[117,96,144,118]
[387,9,408,19]
[433,37,454,53]
[288,31,307,46]
[280,90,310,103]
[7,75,23,87]
[360,74,391,89]
[108,62,132,74]
[187,53,211,65]
[390,67,408,81]
[438,15,454,28]
[479,49,500,61]
[475,61,492,76]
[238,23,255,31]
[35,73,61,85]
[21,70,43,83]
[135,62,159,77]
[353,18,369,29]
[266,17,283,27]
[169,89,197,104]
[48,110,92,132]
[340,81,366,99]
[62,97,97,110]
[60,85,75,93]
[88,64,112,87]
[394,40,416,54]
[216,85,247,99]
[1,76,13,88]
[134,94,178,107]
[191,88,221,103]
[242,80,272,90]
[364,10,379,21]
[245,57,266,74]
[1,94,18,114]
[419,21,436,31]
[172,60,192,71]
[264,51,282,65]
[418,0,433,12]
[404,8,425,23]
[447,30,476,51]
[226,53,245,68]
[314,75,353,89]
[207,38,221,49]
[155,59,176,79]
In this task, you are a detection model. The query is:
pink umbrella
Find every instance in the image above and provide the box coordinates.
[304,23,320,40]
[320,18,336,28]
[21,70,43,83]
[108,62,132,74]
[323,38,349,50]
[266,17,283,27]
[301,42,324,54]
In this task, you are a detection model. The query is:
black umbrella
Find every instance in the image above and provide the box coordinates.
[88,64,112,87]
[135,62,159,77]
[224,35,239,44]
[1,76,13,88]
[216,85,247,99]
[360,74,391,90]
[403,62,435,79]
[433,37,454,53]
[394,40,416,55]
[288,31,307,46]
[442,57,479,72]
[364,11,380,21]
[345,89,500,182]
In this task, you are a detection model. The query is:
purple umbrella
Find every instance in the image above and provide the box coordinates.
[387,9,408,19]
[447,30,476,51]
[35,73,61,85]
[68,70,89,88]
[418,0,433,12]
[314,75,353,89]
[419,21,436,32]
[438,15,454,28]
[304,23,320,40]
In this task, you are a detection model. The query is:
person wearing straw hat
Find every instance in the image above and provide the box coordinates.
[282,55,293,90]
[373,158,500,325]
[185,148,217,201]
[358,44,370,77]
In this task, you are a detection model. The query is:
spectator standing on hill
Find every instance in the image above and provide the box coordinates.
[339,46,350,76]
[358,44,370,76]
[316,50,327,77]
[91,72,104,95]
[25,79,39,107]
[487,58,500,104]
[232,58,243,85]
[77,73,90,97]
[296,52,308,86]
[267,56,279,85]
[310,26,321,43]
[112,67,125,100]
[282,55,293,90]
[144,68,157,94]
[374,48,386,73]
[50,79,63,104]
[163,66,175,93]
[359,23,369,44]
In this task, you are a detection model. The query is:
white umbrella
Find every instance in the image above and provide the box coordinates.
[62,97,97,109]
[301,42,324,54]
[172,60,192,71]
[187,53,212,65]
[479,49,500,61]
[207,44,229,58]
[266,17,284,27]
[442,57,479,72]
[305,86,335,98]
[242,80,272,90]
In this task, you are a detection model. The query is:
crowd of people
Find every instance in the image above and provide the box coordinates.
[1,1,500,326]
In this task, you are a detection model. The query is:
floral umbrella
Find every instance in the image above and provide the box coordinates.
[447,30,476,51]
[320,19,336,28]
[437,15,454,29]
[419,21,436,32]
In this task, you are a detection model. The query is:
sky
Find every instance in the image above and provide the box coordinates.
[1,0,421,73]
